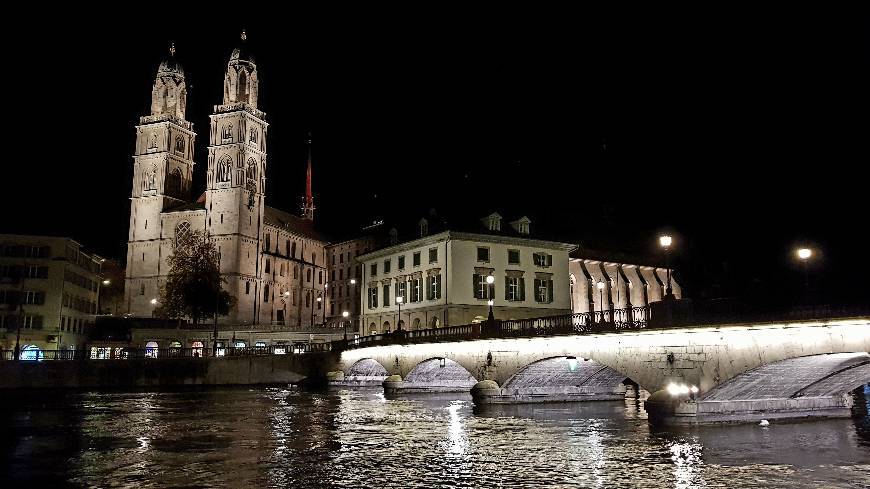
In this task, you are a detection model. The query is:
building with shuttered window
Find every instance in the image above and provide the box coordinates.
[357,212,577,335]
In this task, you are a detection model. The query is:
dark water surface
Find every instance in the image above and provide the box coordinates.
[2,386,869,488]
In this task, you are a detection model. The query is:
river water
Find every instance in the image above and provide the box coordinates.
[2,386,868,488]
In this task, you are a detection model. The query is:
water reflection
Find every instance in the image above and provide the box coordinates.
[1,386,868,488]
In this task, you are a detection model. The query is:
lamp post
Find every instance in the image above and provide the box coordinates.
[659,235,673,297]
[596,280,605,321]
[312,295,322,327]
[486,274,495,321]
[342,310,349,341]
[396,296,403,331]
[797,247,812,303]
[150,298,158,318]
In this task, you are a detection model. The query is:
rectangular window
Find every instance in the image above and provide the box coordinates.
[368,287,379,309]
[384,259,391,274]
[246,281,250,294]
[477,247,490,262]
[331,270,336,281]
[370,263,377,276]
[427,274,442,300]
[383,284,391,307]
[398,256,405,270]
[429,248,438,264]
[339,269,343,280]
[265,259,271,274]
[473,274,495,300]
[506,277,525,302]
[413,252,421,267]
[410,278,422,302]
[339,253,344,264]
[534,252,553,267]
[396,280,406,301]
[508,249,521,265]
[534,278,554,303]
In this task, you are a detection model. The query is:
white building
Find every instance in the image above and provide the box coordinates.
[0,235,104,353]
[124,36,328,328]
[357,213,577,334]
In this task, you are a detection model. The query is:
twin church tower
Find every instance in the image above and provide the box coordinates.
[125,33,327,327]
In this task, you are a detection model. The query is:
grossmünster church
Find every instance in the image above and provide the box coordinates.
[124,33,329,327]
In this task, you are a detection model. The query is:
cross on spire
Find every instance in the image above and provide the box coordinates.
[169,42,176,57]
[241,29,247,42]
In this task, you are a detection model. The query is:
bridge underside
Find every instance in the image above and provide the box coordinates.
[384,358,477,394]
[472,357,633,404]
[663,352,870,424]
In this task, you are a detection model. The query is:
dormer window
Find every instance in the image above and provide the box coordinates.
[481,213,502,232]
[419,218,429,237]
[510,216,531,235]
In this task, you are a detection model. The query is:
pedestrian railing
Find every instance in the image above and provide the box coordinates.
[0,342,333,362]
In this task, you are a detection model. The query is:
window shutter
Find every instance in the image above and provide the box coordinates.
[489,283,495,300]
[519,278,526,301]
[505,278,510,301]
[473,274,481,299]
[437,275,442,299]
[547,280,554,303]
[547,254,553,267]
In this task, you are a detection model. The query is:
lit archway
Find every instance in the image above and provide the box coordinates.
[20,345,42,361]
[191,341,204,358]
[145,341,159,359]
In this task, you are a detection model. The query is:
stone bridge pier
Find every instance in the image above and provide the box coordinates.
[334,318,870,422]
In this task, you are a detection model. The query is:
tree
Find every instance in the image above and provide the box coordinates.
[157,230,233,325]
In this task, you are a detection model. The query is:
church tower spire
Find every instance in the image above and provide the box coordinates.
[302,132,316,221]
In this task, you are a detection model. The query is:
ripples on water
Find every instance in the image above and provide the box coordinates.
[1,386,868,488]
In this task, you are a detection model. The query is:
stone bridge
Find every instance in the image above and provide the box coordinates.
[333,317,870,423]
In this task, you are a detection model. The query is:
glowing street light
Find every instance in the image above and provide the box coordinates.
[796,247,814,303]
[102,279,111,286]
[396,296,404,331]
[342,310,350,341]
[350,278,356,285]
[150,298,158,305]
[659,234,673,296]
[486,274,495,321]
[596,280,605,317]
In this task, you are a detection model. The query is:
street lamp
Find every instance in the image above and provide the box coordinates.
[350,278,356,285]
[102,279,111,286]
[596,280,605,319]
[396,296,404,331]
[797,247,813,303]
[342,310,349,341]
[312,295,322,327]
[659,235,673,296]
[486,274,495,321]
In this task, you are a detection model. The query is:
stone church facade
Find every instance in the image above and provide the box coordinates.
[125,38,327,327]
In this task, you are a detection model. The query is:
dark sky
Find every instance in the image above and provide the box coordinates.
[5,8,869,305]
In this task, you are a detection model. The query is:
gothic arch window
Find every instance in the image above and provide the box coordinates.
[175,221,190,246]
[166,168,183,198]
[174,135,185,154]
[143,165,157,192]
[249,128,258,143]
[222,123,233,141]
[217,155,232,183]
[238,70,248,103]
[148,132,158,150]
[246,159,257,187]
[291,242,297,258]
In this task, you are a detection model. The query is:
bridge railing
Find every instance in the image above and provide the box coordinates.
[0,343,332,362]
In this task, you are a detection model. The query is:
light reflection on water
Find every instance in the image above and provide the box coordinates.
[1,387,869,488]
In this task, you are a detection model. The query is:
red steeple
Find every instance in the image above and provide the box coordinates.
[302,133,315,220]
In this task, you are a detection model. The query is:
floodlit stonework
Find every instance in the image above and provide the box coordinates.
[125,37,327,327]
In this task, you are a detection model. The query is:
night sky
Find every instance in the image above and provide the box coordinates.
[4,9,869,305]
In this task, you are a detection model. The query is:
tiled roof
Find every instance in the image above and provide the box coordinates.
[264,206,327,242]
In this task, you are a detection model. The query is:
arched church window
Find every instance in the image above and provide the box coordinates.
[175,136,185,154]
[217,156,232,183]
[249,128,257,143]
[222,123,233,141]
[238,70,248,103]
[148,132,158,150]
[291,242,297,258]
[143,165,157,191]
[175,221,190,246]
[246,159,257,184]
[166,168,183,198]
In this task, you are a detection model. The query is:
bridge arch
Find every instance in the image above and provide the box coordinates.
[502,356,640,392]
[338,358,389,386]
[700,352,870,401]
[399,357,478,392]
